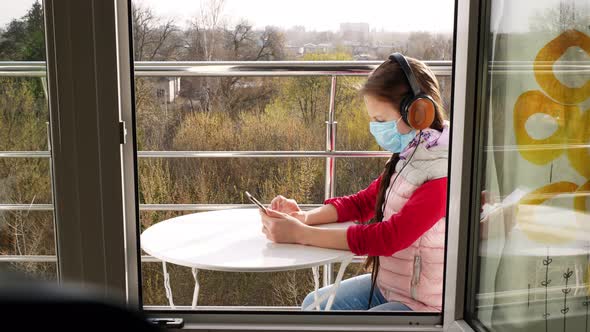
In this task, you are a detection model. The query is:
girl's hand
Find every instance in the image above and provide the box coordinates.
[259,209,308,244]
[287,210,308,224]
[269,195,300,214]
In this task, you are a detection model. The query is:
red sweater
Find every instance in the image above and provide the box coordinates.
[324,176,448,256]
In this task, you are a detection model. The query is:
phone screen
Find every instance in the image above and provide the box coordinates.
[245,191,268,213]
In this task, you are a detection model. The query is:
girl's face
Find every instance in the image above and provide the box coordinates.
[363,95,412,134]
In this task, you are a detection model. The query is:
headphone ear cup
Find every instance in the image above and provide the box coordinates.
[399,95,412,126]
[407,95,436,130]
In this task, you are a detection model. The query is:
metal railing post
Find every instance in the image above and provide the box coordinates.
[323,76,338,287]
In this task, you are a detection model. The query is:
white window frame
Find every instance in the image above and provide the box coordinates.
[44,0,139,307]
[41,0,489,330]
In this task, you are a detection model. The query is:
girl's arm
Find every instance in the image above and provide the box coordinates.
[346,177,447,256]
[262,177,447,253]
[271,176,381,226]
[291,177,447,253]
[301,204,339,226]
[321,175,382,224]
[299,227,349,250]
[260,209,348,249]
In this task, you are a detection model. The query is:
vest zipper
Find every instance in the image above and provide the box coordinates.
[411,255,421,300]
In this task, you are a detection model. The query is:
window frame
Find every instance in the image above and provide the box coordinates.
[44,0,139,305]
[40,0,489,330]
[442,0,487,329]
[461,0,492,326]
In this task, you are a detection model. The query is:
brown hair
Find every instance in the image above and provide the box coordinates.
[359,56,446,288]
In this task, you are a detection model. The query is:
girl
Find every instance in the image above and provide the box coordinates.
[259,53,449,312]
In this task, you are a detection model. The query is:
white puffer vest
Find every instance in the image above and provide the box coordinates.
[376,127,449,311]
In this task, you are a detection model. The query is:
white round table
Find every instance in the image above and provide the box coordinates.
[479,205,590,296]
[141,208,355,310]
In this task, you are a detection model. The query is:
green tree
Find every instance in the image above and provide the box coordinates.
[276,52,353,124]
[0,1,46,98]
[0,2,44,61]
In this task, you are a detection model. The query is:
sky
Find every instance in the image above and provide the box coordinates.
[1,0,586,34]
[135,0,455,32]
[1,0,456,32]
[0,1,35,27]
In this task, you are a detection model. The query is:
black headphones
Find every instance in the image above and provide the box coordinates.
[388,53,436,131]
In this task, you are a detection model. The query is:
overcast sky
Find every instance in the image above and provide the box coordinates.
[1,0,454,32]
[1,0,586,33]
[135,0,455,32]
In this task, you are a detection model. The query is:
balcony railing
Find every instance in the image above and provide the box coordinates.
[0,60,451,292]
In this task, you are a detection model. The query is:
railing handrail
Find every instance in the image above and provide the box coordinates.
[0,203,324,211]
[3,59,590,77]
[0,150,392,158]
[0,60,452,77]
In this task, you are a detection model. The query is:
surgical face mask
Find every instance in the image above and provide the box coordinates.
[369,117,416,153]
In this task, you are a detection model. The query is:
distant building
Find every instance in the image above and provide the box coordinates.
[155,77,181,104]
[339,22,370,42]
[302,43,334,54]
[285,44,304,57]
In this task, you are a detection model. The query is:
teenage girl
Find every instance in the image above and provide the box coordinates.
[260,53,449,311]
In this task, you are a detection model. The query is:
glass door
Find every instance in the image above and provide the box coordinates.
[468,0,590,330]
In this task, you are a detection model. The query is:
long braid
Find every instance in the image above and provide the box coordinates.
[365,131,424,309]
[365,153,399,308]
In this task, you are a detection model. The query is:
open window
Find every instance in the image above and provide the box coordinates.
[129,0,455,320]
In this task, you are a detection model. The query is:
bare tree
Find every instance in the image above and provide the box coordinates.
[255,26,285,61]
[195,0,226,61]
[132,4,180,61]
[224,19,255,60]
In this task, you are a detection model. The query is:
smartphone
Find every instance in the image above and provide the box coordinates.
[245,191,268,213]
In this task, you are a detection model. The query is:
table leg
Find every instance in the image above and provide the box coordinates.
[304,256,353,311]
[162,261,175,309]
[323,263,333,287]
[192,267,200,309]
[325,256,352,311]
[312,266,320,310]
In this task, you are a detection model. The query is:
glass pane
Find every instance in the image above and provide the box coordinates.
[474,0,590,330]
[133,0,454,312]
[0,1,56,283]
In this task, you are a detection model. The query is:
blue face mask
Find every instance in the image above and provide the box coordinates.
[369,118,416,153]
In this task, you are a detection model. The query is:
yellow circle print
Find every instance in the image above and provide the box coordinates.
[566,108,590,179]
[534,29,590,105]
[513,90,579,165]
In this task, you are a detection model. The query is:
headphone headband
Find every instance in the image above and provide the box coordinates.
[388,53,421,97]
[386,52,436,131]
